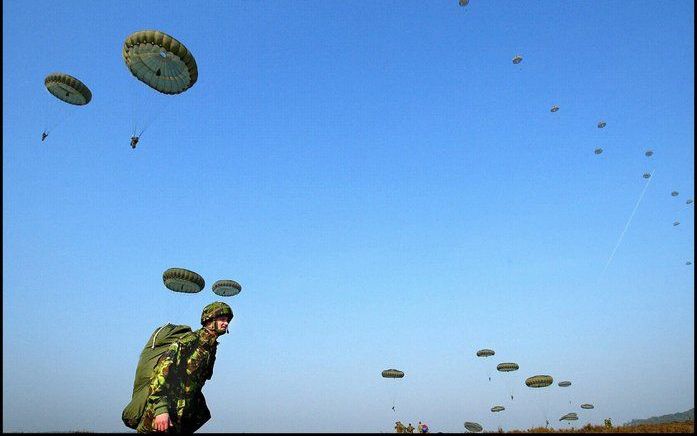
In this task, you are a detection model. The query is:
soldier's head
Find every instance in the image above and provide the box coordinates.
[201,301,233,336]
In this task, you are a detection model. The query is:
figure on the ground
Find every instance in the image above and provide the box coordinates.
[406,423,415,433]
[395,421,405,433]
[122,302,233,433]
[604,418,612,429]
[131,136,139,149]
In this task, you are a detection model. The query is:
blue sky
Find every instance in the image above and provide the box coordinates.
[3,0,694,432]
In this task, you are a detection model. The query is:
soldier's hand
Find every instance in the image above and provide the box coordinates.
[154,413,173,432]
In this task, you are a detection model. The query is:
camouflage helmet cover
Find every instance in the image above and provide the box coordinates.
[201,301,233,325]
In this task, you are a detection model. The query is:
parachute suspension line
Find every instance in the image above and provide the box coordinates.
[600,168,655,278]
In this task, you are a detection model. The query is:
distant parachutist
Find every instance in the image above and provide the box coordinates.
[551,105,559,112]
[41,131,48,142]
[643,173,651,179]
[594,148,603,155]
[130,136,139,149]
[512,55,523,64]
[645,150,654,157]
[671,191,679,197]
[598,120,606,128]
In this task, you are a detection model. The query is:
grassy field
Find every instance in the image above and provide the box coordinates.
[503,420,694,433]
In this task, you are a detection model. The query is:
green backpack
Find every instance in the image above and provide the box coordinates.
[122,323,193,429]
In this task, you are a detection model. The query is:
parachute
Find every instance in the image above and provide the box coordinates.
[560,414,578,421]
[673,221,680,226]
[123,30,198,95]
[464,422,483,432]
[525,375,553,388]
[594,148,603,155]
[162,268,205,293]
[550,105,559,113]
[42,73,92,140]
[122,30,198,146]
[212,280,242,297]
[687,261,693,266]
[476,349,495,357]
[645,150,654,157]
[122,323,193,429]
[687,199,694,204]
[671,191,679,197]
[45,73,92,105]
[381,369,404,378]
[496,363,519,372]
[580,404,594,410]
[497,362,519,399]
[558,381,571,387]
[459,0,469,6]
[491,406,505,413]
[597,120,606,128]
[512,55,523,64]
[643,173,651,179]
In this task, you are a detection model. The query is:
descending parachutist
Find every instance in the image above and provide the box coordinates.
[41,131,48,142]
[130,136,139,149]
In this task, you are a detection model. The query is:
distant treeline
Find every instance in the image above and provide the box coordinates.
[625,408,694,426]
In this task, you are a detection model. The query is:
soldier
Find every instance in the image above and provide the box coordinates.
[406,423,415,433]
[136,302,233,433]
[131,136,139,149]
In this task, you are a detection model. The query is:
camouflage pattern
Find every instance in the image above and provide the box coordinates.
[136,328,219,433]
[201,301,233,325]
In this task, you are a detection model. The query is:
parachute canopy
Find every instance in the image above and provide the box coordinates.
[558,381,572,387]
[597,120,606,128]
[496,362,519,372]
[459,0,469,6]
[525,375,553,388]
[382,369,404,378]
[123,30,198,95]
[512,55,523,64]
[686,261,692,265]
[44,73,92,105]
[673,221,680,226]
[212,279,242,297]
[560,414,579,421]
[464,422,483,432]
[550,105,559,112]
[645,150,654,157]
[162,267,205,293]
[687,199,693,204]
[476,349,495,357]
[594,148,603,155]
[580,404,594,410]
[671,191,679,197]
[491,406,505,413]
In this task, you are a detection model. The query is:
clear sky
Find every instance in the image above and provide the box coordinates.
[3,0,694,433]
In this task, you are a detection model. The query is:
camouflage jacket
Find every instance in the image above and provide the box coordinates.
[138,327,219,432]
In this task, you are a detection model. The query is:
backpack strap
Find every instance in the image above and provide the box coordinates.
[151,325,168,349]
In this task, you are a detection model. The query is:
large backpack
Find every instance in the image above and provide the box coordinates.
[122,323,193,429]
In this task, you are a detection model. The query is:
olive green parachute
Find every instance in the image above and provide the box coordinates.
[496,362,519,372]
[123,30,198,95]
[687,199,694,204]
[597,120,606,128]
[464,422,483,432]
[580,403,594,409]
[594,148,603,155]
[687,261,693,266]
[643,173,651,179]
[560,414,578,421]
[212,279,242,297]
[512,55,523,64]
[550,105,559,112]
[491,406,505,413]
[162,267,205,293]
[671,191,679,197]
[44,73,92,105]
[382,369,404,378]
[459,0,469,6]
[673,221,680,226]
[645,150,654,157]
[476,349,495,357]
[525,375,553,388]
[558,381,571,387]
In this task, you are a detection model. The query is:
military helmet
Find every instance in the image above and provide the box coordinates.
[201,301,233,325]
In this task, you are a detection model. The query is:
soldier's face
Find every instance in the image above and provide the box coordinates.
[214,315,229,334]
